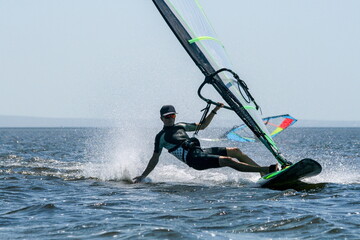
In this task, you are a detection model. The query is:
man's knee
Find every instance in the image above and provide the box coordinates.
[227,147,244,156]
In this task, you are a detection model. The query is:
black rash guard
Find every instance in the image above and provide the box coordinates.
[154,122,197,162]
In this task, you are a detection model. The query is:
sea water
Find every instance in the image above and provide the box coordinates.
[1,127,359,239]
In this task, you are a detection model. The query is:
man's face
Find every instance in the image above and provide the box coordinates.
[161,114,176,126]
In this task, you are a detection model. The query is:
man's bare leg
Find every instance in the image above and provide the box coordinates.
[218,156,269,176]
[226,147,261,167]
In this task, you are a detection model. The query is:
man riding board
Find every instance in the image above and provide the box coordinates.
[133,104,278,183]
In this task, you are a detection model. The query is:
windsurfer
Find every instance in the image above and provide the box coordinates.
[133,104,279,183]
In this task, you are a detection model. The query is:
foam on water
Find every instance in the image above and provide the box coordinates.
[82,127,147,182]
[313,155,360,185]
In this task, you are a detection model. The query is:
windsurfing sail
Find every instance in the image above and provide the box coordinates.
[226,114,297,142]
[152,0,291,166]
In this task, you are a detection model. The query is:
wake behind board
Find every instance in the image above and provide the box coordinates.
[257,158,322,190]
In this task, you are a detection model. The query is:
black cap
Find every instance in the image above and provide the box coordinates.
[160,105,177,116]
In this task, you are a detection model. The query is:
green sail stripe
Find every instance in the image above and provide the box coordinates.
[243,106,256,110]
[188,36,221,44]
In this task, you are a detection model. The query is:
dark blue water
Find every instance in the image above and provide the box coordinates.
[1,127,359,239]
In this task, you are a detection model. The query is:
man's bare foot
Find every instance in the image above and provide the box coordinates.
[269,163,280,173]
[260,163,280,177]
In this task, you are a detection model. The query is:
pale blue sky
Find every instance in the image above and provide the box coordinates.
[1,0,359,124]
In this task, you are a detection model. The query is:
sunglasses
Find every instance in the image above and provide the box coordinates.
[163,114,176,119]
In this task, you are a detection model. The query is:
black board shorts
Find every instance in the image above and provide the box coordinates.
[186,147,227,170]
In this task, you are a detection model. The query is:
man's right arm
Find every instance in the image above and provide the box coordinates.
[133,152,161,183]
[197,103,224,130]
